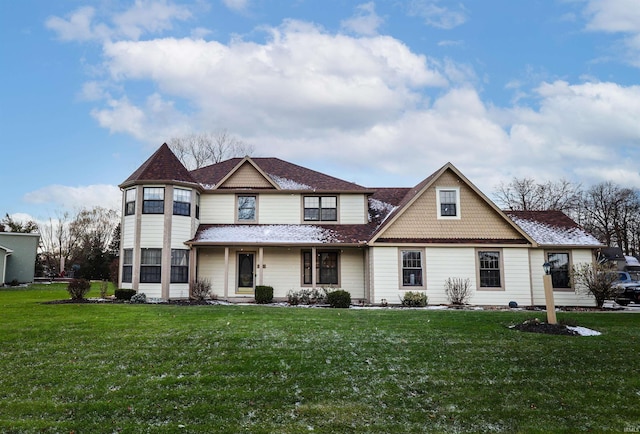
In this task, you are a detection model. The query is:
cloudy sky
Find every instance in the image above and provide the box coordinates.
[2,0,640,220]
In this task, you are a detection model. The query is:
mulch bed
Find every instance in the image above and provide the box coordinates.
[510,318,579,336]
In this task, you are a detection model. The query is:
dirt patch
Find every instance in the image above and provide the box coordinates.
[510,318,579,336]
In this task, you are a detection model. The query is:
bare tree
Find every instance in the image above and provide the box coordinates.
[167,130,254,170]
[571,262,619,308]
[0,213,38,233]
[38,212,76,275]
[493,177,581,215]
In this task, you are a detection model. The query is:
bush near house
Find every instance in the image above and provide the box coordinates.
[444,277,473,305]
[115,288,136,301]
[255,285,274,304]
[66,278,91,300]
[190,278,212,301]
[287,288,328,305]
[401,291,428,307]
[326,289,351,308]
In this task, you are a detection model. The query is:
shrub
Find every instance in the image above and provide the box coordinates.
[9,279,19,287]
[255,285,274,304]
[66,278,91,300]
[326,289,351,308]
[444,277,472,305]
[190,278,212,301]
[130,292,147,304]
[115,288,136,301]
[571,262,619,308]
[287,288,328,305]
[401,291,428,307]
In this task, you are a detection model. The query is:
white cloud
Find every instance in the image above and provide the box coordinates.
[23,185,121,212]
[341,2,384,36]
[45,1,191,42]
[406,0,468,29]
[222,0,249,13]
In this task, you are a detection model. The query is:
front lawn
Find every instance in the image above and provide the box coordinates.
[1,284,639,433]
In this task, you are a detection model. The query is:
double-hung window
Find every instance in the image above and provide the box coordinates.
[478,251,502,288]
[171,249,189,283]
[173,188,191,216]
[304,196,337,221]
[143,187,165,214]
[401,250,424,287]
[302,251,339,285]
[140,248,162,283]
[437,187,460,219]
[122,249,133,283]
[124,189,136,216]
[547,252,571,289]
[237,195,256,222]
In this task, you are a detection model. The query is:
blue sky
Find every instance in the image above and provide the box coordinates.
[2,0,640,221]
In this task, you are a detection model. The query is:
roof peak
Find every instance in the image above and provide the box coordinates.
[120,143,197,187]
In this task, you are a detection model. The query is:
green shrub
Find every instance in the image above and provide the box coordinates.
[66,278,91,300]
[130,292,147,304]
[115,288,136,301]
[255,285,274,304]
[401,291,428,307]
[99,281,109,299]
[326,289,351,308]
[287,288,328,305]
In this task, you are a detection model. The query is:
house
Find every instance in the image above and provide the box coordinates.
[0,232,40,286]
[118,144,603,306]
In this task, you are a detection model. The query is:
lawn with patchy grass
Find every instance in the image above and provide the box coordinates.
[1,284,639,433]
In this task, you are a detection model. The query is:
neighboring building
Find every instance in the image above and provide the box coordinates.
[0,232,40,285]
[118,143,603,306]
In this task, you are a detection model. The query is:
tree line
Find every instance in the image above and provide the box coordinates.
[494,177,640,256]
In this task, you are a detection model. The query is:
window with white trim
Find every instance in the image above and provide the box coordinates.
[140,248,162,283]
[436,187,460,219]
[173,188,191,216]
[124,189,136,216]
[401,250,424,287]
[304,196,337,221]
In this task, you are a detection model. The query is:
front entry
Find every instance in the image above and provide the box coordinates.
[237,252,255,294]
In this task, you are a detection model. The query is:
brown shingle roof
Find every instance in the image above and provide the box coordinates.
[120,143,197,187]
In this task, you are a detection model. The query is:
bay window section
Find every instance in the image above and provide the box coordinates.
[304,196,337,221]
[173,188,191,216]
[171,249,189,283]
[140,248,162,283]
[401,250,423,287]
[143,187,165,214]
[124,189,136,216]
[122,249,133,283]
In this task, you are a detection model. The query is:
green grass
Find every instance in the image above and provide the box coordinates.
[1,284,640,433]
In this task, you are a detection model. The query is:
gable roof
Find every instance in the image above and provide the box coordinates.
[505,211,603,247]
[370,163,535,244]
[191,157,371,192]
[120,143,198,188]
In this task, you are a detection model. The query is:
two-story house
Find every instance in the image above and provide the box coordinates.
[118,143,602,306]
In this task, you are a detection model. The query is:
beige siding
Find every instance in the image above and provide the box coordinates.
[197,248,228,298]
[171,217,193,248]
[473,248,532,306]
[200,194,235,224]
[339,248,366,299]
[169,284,190,299]
[370,247,401,304]
[139,215,164,247]
[340,194,368,224]
[425,247,477,305]
[122,215,136,248]
[379,170,524,241]
[259,195,300,224]
[138,283,162,298]
[259,248,302,296]
[220,162,274,189]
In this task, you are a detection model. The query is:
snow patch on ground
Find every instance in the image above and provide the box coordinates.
[566,326,602,336]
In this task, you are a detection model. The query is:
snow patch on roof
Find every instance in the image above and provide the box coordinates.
[268,174,312,190]
[196,225,338,243]
[369,198,397,224]
[509,216,601,246]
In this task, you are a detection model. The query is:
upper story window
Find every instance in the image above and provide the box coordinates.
[547,251,572,289]
[304,196,337,221]
[436,187,460,219]
[173,188,191,216]
[143,187,165,214]
[124,189,136,216]
[237,195,257,222]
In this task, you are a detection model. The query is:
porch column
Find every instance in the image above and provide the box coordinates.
[188,246,197,297]
[311,247,317,288]
[224,247,229,298]
[258,247,264,286]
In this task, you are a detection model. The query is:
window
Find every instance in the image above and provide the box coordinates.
[302,250,339,285]
[478,251,502,288]
[437,187,460,219]
[124,189,136,216]
[171,249,189,283]
[401,250,423,287]
[547,252,571,289]
[173,188,191,216]
[122,249,133,283]
[140,248,162,283]
[237,195,256,221]
[195,193,200,220]
[304,196,337,221]
[143,188,164,214]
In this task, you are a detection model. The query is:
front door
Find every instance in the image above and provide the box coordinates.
[237,253,255,294]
